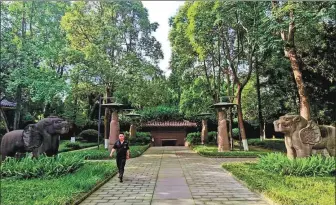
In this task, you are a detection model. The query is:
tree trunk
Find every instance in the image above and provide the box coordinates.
[104,86,112,149]
[236,84,248,151]
[14,86,22,130]
[43,103,51,117]
[255,59,264,141]
[287,48,310,120]
[0,108,10,132]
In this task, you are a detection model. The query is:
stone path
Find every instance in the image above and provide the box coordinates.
[80,147,269,205]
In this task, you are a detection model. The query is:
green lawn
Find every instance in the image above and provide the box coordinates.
[223,162,335,205]
[61,144,150,160]
[193,145,273,158]
[1,161,117,205]
[1,144,150,205]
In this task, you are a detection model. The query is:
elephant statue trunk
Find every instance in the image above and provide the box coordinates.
[0,116,70,161]
[273,114,335,159]
[33,116,70,157]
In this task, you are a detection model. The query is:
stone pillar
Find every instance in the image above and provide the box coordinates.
[201,119,208,144]
[218,110,230,152]
[129,123,136,140]
[109,110,119,151]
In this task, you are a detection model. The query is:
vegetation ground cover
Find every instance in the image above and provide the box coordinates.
[61,144,150,160]
[58,140,98,152]
[223,161,335,205]
[0,144,149,205]
[193,145,272,158]
[1,162,117,205]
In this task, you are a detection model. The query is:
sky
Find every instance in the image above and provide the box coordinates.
[141,1,185,77]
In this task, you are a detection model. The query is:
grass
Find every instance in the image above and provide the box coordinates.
[193,145,273,158]
[60,144,150,160]
[223,162,335,205]
[0,144,150,205]
[58,140,99,153]
[1,161,117,205]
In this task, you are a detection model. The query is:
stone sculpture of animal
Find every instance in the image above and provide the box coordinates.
[274,114,335,159]
[1,124,43,161]
[32,116,69,157]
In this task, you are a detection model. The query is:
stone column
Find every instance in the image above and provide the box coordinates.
[218,110,230,152]
[201,119,208,144]
[109,110,119,151]
[129,123,136,140]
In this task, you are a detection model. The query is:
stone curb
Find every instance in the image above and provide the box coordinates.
[71,171,118,205]
[221,163,279,205]
[70,144,151,205]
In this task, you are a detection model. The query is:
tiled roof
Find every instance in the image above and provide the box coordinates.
[0,99,17,108]
[142,120,197,127]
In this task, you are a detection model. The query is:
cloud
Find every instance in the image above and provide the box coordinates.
[142,1,185,77]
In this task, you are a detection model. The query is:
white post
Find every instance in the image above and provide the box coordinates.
[104,139,109,149]
[242,139,249,151]
[71,137,76,143]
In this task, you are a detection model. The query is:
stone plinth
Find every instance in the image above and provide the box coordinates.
[218,110,230,152]
[109,110,120,151]
[129,124,136,139]
[201,119,208,145]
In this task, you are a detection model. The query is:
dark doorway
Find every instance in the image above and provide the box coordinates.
[162,139,177,146]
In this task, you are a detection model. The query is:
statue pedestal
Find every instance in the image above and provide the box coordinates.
[218,110,230,152]
[129,124,136,140]
[109,111,119,151]
[201,119,208,145]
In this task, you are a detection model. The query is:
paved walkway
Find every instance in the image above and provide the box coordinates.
[80,147,269,205]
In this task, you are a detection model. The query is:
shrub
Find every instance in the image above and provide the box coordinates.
[248,139,286,152]
[232,128,240,139]
[1,155,84,179]
[207,131,217,145]
[78,129,99,142]
[257,153,336,177]
[186,132,201,145]
[63,141,81,150]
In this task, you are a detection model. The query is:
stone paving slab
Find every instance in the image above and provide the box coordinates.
[80,146,269,205]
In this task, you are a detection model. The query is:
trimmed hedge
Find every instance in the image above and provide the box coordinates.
[124,131,151,145]
[186,131,218,145]
[78,129,99,142]
[193,145,270,158]
[248,139,286,152]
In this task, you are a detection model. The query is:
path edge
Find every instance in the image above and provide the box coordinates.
[71,171,117,205]
[222,165,280,205]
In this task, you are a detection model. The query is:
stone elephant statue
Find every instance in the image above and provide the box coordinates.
[1,124,43,161]
[32,116,69,157]
[274,114,335,159]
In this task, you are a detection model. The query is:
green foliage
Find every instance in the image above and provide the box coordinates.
[207,131,217,145]
[140,105,184,122]
[1,161,117,205]
[186,132,201,145]
[1,155,84,179]
[223,163,335,205]
[63,141,81,150]
[58,140,98,152]
[232,128,240,139]
[193,146,269,158]
[248,139,286,152]
[61,145,150,160]
[256,153,336,177]
[125,132,151,145]
[78,129,99,142]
